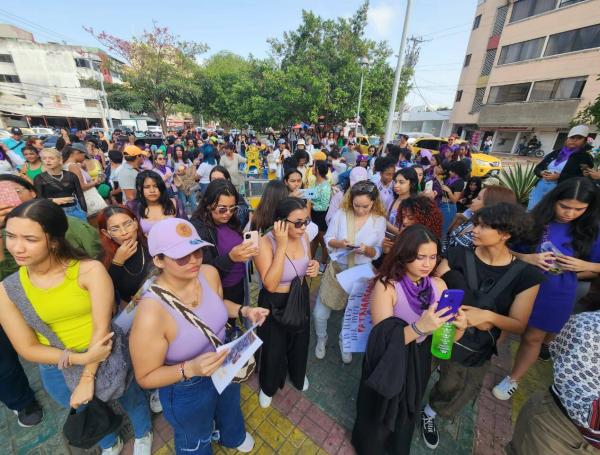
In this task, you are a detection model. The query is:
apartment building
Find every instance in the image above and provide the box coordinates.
[449,0,600,154]
[0,24,127,130]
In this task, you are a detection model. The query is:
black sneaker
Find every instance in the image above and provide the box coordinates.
[539,343,551,362]
[13,400,43,427]
[421,410,439,449]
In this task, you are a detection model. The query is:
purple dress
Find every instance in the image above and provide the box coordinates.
[527,221,600,333]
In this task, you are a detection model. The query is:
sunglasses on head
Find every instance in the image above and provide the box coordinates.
[171,249,203,266]
[214,205,239,214]
[285,218,311,229]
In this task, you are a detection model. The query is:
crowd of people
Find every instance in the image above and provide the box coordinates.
[0,122,599,455]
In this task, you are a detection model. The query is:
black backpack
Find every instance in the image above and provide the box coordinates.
[452,250,526,367]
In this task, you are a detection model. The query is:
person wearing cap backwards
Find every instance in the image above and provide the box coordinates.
[129,218,269,455]
[527,125,594,210]
[1,127,26,162]
[117,145,146,204]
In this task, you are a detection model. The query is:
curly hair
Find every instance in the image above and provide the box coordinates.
[397,196,443,239]
[341,180,387,218]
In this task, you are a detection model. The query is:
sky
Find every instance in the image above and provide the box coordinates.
[0,0,477,110]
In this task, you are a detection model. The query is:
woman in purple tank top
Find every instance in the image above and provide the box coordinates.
[253,197,319,409]
[129,218,268,455]
[352,225,467,455]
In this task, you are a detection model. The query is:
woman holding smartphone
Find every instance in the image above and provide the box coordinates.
[191,180,257,306]
[353,225,467,454]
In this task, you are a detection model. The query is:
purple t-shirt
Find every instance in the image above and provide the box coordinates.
[216,224,245,287]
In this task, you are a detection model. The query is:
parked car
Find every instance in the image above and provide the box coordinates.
[411,136,502,178]
[396,131,434,144]
[31,127,55,136]
[43,135,60,148]
[147,125,163,134]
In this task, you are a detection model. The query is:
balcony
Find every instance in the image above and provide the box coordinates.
[477,99,581,127]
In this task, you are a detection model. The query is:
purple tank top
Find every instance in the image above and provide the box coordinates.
[267,232,310,286]
[140,218,158,236]
[144,272,228,364]
[393,280,441,343]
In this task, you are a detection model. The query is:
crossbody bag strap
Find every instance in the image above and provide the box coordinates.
[3,272,67,349]
[149,284,224,348]
[346,210,356,268]
[486,260,527,300]
[464,249,478,291]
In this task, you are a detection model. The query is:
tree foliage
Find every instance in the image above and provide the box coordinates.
[85,23,207,131]
[572,75,600,131]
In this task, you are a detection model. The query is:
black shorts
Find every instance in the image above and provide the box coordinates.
[311,209,328,232]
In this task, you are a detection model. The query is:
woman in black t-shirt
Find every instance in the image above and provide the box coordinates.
[440,161,467,238]
[419,203,543,450]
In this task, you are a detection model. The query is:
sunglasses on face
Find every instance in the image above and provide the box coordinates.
[214,205,239,214]
[172,249,203,266]
[285,218,311,228]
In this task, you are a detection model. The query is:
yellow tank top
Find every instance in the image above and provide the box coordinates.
[87,159,102,180]
[20,261,93,351]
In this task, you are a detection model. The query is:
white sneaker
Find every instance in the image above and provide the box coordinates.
[492,376,519,401]
[339,339,352,364]
[101,437,123,455]
[149,390,162,413]
[133,432,153,455]
[236,432,255,453]
[315,336,327,359]
[259,389,272,408]
[302,376,309,392]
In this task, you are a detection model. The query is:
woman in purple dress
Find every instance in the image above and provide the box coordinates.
[493,178,600,401]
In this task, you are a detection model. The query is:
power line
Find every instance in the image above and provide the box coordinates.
[0,8,76,43]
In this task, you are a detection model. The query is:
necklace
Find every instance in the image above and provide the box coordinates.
[159,279,201,308]
[48,171,64,182]
[123,247,146,276]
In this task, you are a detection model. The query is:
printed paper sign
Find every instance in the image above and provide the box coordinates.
[341,280,373,353]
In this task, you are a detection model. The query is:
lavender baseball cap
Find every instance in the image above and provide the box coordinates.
[148,218,213,259]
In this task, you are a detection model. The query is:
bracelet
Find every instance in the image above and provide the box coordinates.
[111,260,124,266]
[180,361,189,381]
[58,349,71,370]
[411,322,427,337]
[81,372,96,380]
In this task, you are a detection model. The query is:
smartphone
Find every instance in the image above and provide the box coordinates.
[243,230,259,250]
[346,244,360,250]
[385,230,397,241]
[0,181,22,208]
[438,289,465,321]
[424,180,434,192]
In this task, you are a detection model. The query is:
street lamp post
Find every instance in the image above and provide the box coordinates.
[355,56,369,136]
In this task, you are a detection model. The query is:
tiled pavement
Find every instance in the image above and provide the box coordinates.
[2,276,555,454]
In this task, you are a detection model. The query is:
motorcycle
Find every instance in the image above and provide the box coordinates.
[517,143,545,158]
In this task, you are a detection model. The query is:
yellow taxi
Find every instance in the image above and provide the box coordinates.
[356,134,380,155]
[411,137,502,178]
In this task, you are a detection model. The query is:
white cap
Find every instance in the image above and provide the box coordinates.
[568,125,589,138]
[297,139,306,146]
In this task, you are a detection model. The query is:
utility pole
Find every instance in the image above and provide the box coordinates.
[96,66,114,131]
[383,0,412,146]
[396,35,424,135]
[355,56,370,136]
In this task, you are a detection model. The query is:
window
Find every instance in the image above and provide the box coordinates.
[84,99,100,108]
[473,14,482,30]
[559,0,586,6]
[74,58,92,69]
[488,82,532,103]
[509,0,557,23]
[530,76,587,100]
[0,74,20,83]
[492,5,509,36]
[470,87,486,113]
[415,139,441,151]
[481,49,497,75]
[498,37,545,64]
[544,24,600,56]
[463,54,472,67]
[455,90,463,102]
[0,54,14,63]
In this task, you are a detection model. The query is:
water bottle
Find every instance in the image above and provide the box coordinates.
[431,323,456,360]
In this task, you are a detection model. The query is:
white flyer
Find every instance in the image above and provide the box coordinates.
[113,277,155,334]
[336,263,376,294]
[341,279,374,353]
[211,325,263,394]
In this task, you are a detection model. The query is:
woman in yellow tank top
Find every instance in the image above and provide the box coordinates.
[0,199,152,453]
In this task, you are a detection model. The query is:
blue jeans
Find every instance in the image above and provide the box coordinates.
[159,376,245,455]
[39,364,151,449]
[440,202,457,240]
[62,202,87,221]
[177,191,197,216]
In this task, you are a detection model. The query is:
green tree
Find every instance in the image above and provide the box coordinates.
[572,75,600,132]
[85,24,206,132]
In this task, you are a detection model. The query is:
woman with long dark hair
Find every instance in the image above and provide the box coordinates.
[254,197,319,408]
[440,161,467,238]
[128,170,184,236]
[152,153,177,197]
[283,169,304,198]
[353,225,467,454]
[190,180,257,306]
[20,146,43,182]
[493,178,600,401]
[0,199,152,454]
[387,167,419,235]
[310,160,332,270]
[250,180,289,233]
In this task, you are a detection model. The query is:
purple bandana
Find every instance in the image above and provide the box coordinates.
[399,275,435,315]
[554,145,580,164]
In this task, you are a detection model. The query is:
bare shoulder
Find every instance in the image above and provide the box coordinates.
[431,276,447,294]
[200,264,219,281]
[78,259,105,274]
[131,297,170,335]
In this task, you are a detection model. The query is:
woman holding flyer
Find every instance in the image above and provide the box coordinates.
[253,197,320,408]
[129,218,268,455]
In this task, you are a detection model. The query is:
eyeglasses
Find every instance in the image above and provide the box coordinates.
[172,249,203,266]
[285,218,311,229]
[107,219,136,235]
[353,181,376,193]
[214,205,239,214]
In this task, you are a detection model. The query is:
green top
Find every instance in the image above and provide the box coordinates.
[312,180,332,212]
[0,216,102,281]
[25,163,43,181]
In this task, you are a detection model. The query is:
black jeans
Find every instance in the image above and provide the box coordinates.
[0,326,35,411]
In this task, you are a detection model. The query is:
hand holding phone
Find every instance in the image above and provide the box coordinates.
[438,289,465,321]
[243,230,259,251]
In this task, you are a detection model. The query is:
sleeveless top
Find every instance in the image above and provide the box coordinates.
[266,232,310,286]
[86,159,102,180]
[140,218,158,236]
[20,261,93,351]
[143,271,228,364]
[393,280,441,343]
[25,163,43,181]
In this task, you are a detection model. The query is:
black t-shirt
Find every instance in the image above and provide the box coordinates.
[108,244,152,303]
[447,178,465,195]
